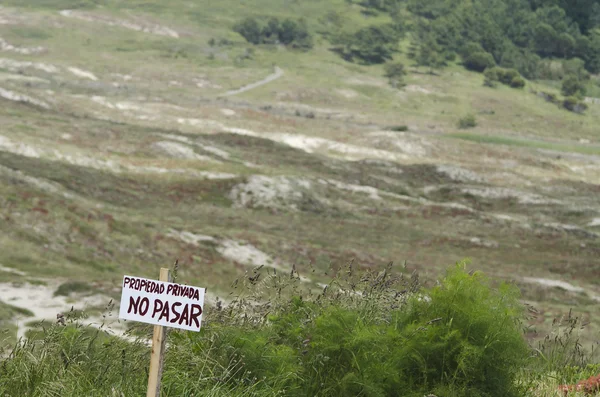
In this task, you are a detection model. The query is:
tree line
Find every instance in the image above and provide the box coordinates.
[231,0,600,100]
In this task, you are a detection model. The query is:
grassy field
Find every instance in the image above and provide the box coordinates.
[0,1,599,393]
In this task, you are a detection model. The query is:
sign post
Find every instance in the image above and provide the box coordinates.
[118,268,205,397]
[147,267,170,397]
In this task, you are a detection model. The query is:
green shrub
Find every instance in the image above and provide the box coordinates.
[54,281,91,296]
[332,24,401,64]
[496,68,520,85]
[458,114,477,129]
[562,96,588,113]
[484,67,525,89]
[464,51,496,72]
[538,91,558,104]
[510,76,526,88]
[0,263,532,397]
[561,75,586,98]
[387,125,409,132]
[233,17,313,49]
[483,67,499,87]
[383,61,407,88]
[233,17,262,45]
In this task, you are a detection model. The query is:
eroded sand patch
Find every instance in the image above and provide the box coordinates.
[437,164,486,183]
[0,282,121,339]
[0,87,50,108]
[0,37,45,55]
[368,131,431,157]
[521,277,585,293]
[166,229,215,246]
[0,265,26,276]
[229,175,312,210]
[589,218,600,227]
[0,134,236,179]
[152,141,217,162]
[68,66,98,81]
[0,57,58,74]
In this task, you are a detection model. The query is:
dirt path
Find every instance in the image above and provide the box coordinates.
[221,66,284,97]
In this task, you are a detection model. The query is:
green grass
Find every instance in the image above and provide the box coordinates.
[0,1,599,394]
[446,132,600,156]
[1,264,597,396]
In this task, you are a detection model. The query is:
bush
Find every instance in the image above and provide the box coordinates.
[333,24,401,64]
[483,67,499,87]
[484,67,525,89]
[464,51,496,72]
[561,75,586,98]
[383,61,407,88]
[387,125,409,132]
[538,91,558,104]
[233,17,261,45]
[458,114,477,129]
[497,68,520,85]
[562,96,588,113]
[54,281,92,296]
[233,16,313,49]
[0,263,531,397]
[510,76,526,88]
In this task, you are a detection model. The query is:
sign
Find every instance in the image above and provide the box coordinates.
[119,275,205,332]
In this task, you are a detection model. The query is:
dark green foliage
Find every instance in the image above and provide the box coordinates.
[400,0,600,76]
[484,68,499,87]
[563,58,591,81]
[464,51,496,72]
[510,75,526,88]
[347,0,403,13]
[54,281,91,296]
[0,323,149,396]
[561,75,586,97]
[485,67,526,88]
[414,32,447,72]
[233,17,313,49]
[562,96,588,113]
[383,61,407,87]
[0,263,532,396]
[233,17,262,45]
[458,114,478,129]
[387,125,409,132]
[332,24,402,64]
[537,57,590,81]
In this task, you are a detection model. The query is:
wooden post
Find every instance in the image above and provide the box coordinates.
[146,267,170,397]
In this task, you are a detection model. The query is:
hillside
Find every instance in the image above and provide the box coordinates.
[0,1,599,392]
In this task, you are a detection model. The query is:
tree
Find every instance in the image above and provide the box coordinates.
[383,61,407,88]
[563,57,590,81]
[233,17,262,45]
[583,28,600,73]
[534,23,558,56]
[279,18,313,49]
[262,17,281,44]
[464,51,496,72]
[556,32,576,57]
[561,75,586,98]
[334,24,401,64]
[233,17,313,50]
[591,3,600,30]
[415,33,446,73]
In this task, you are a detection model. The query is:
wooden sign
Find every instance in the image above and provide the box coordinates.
[118,268,205,397]
[119,273,205,332]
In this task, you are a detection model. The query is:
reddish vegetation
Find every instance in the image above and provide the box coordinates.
[32,206,48,215]
[559,374,600,395]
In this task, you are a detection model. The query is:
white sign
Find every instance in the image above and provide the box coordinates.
[119,275,205,332]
